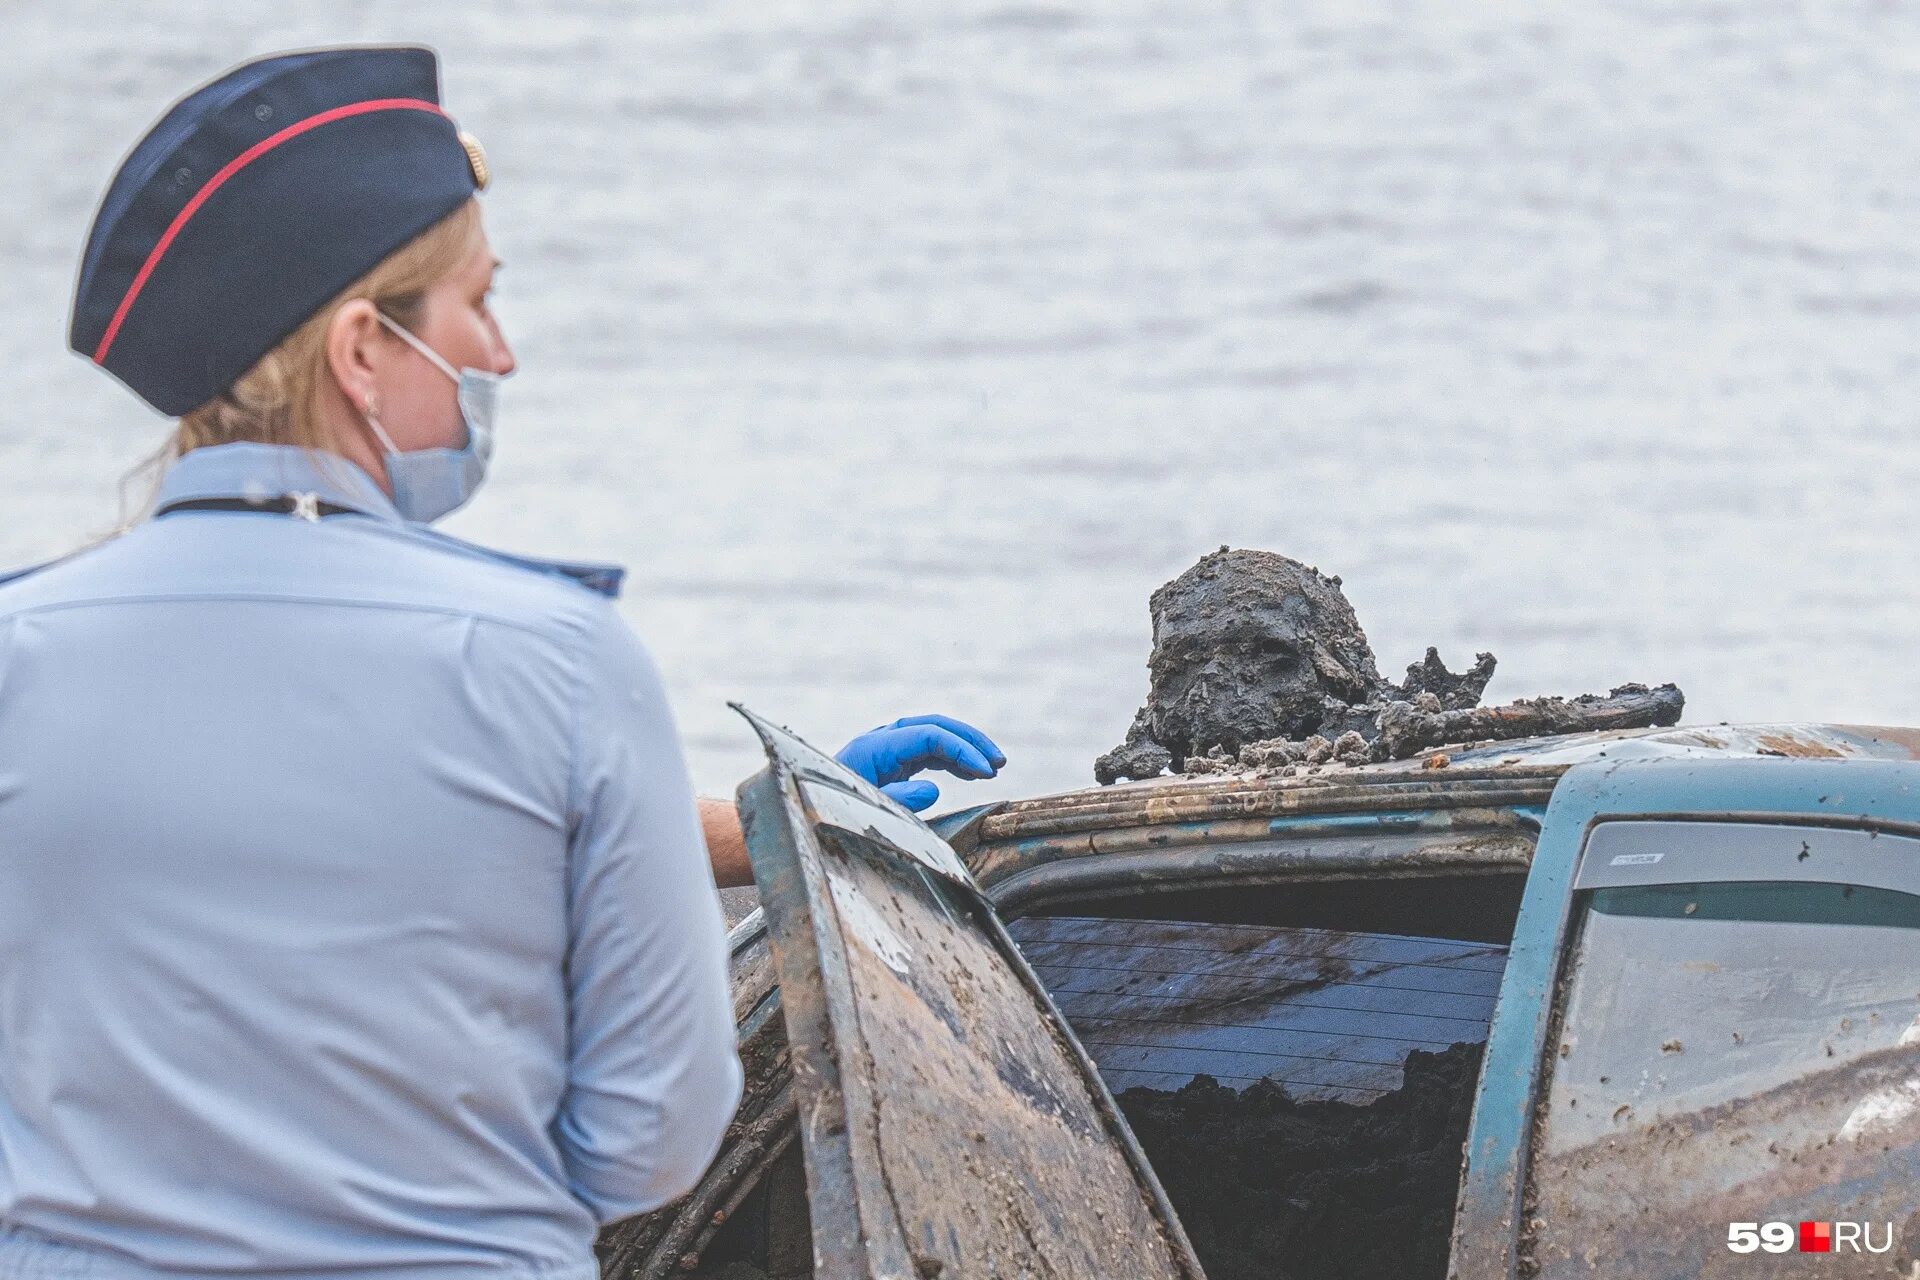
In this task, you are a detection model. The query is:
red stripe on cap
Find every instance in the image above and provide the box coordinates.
[92,97,448,364]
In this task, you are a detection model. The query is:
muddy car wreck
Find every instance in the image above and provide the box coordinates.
[599,547,1920,1279]
[597,708,1920,1280]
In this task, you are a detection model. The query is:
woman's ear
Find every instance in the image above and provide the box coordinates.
[325,299,386,417]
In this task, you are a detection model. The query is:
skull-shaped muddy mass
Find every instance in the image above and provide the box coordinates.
[1096,547,1679,782]
[1096,548,1494,781]
[1144,549,1383,758]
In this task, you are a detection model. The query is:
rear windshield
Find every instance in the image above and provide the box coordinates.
[1525,881,1920,1276]
[1009,915,1505,1098]
[1009,914,1508,1280]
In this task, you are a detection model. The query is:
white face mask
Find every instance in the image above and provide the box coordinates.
[362,312,503,524]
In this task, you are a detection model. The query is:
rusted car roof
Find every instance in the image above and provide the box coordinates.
[962,724,1920,866]
[981,722,1920,838]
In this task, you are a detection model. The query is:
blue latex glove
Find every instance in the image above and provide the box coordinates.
[835,714,1007,813]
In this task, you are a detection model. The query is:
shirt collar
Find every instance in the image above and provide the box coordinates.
[154,443,402,523]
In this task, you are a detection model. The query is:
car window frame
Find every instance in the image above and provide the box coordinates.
[722,707,1208,1280]
[1449,758,1920,1280]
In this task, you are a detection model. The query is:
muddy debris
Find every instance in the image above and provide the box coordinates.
[1373,682,1685,761]
[1096,547,1683,782]
[1117,1041,1484,1280]
[1093,709,1175,782]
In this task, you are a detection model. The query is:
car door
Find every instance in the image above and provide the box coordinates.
[1451,758,1920,1279]
[729,706,1206,1280]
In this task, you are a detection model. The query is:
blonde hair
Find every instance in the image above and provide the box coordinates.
[118,199,482,524]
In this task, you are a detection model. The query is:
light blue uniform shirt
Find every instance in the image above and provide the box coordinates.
[0,445,742,1280]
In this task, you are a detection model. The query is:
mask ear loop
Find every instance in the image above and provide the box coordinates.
[362,407,402,457]
[358,385,400,455]
[376,311,462,383]
[363,310,460,460]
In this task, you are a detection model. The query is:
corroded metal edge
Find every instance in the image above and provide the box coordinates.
[722,705,1208,1279]
[730,753,871,1278]
[982,767,1566,837]
[986,722,1920,841]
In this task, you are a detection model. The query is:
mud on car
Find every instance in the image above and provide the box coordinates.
[598,714,1920,1280]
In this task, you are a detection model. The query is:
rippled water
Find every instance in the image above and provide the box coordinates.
[6,2,1920,805]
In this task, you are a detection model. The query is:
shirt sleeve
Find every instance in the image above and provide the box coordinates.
[552,605,742,1223]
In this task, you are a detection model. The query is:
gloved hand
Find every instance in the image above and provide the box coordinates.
[835,714,1007,813]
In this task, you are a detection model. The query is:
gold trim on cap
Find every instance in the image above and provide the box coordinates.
[458,130,489,191]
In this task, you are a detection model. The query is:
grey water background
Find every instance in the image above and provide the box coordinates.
[4,1,1919,808]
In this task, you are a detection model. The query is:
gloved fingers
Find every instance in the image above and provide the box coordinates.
[882,779,941,812]
[886,714,1007,771]
[884,724,998,781]
[835,717,1005,791]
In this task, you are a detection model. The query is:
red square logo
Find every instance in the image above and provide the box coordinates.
[1800,1221,1831,1253]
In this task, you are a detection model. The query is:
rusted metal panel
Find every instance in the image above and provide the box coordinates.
[982,723,1920,848]
[979,768,1566,842]
[732,706,1205,1280]
[1752,731,1847,759]
[970,802,1543,888]
[1836,724,1920,758]
[1443,722,1920,768]
[964,724,1920,902]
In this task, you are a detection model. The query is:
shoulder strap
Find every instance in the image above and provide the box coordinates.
[147,499,628,599]
[408,527,627,599]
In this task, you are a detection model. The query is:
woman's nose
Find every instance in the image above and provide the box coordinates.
[488,317,517,377]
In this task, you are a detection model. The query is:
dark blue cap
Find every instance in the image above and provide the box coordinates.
[70,45,484,416]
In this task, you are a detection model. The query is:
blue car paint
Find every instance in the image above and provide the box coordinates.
[1450,757,1920,1279]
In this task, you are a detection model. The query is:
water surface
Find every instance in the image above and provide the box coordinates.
[5,1,1919,804]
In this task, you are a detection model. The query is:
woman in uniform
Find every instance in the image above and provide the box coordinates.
[0,45,1002,1280]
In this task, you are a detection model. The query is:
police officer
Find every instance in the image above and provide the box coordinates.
[0,46,1003,1280]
